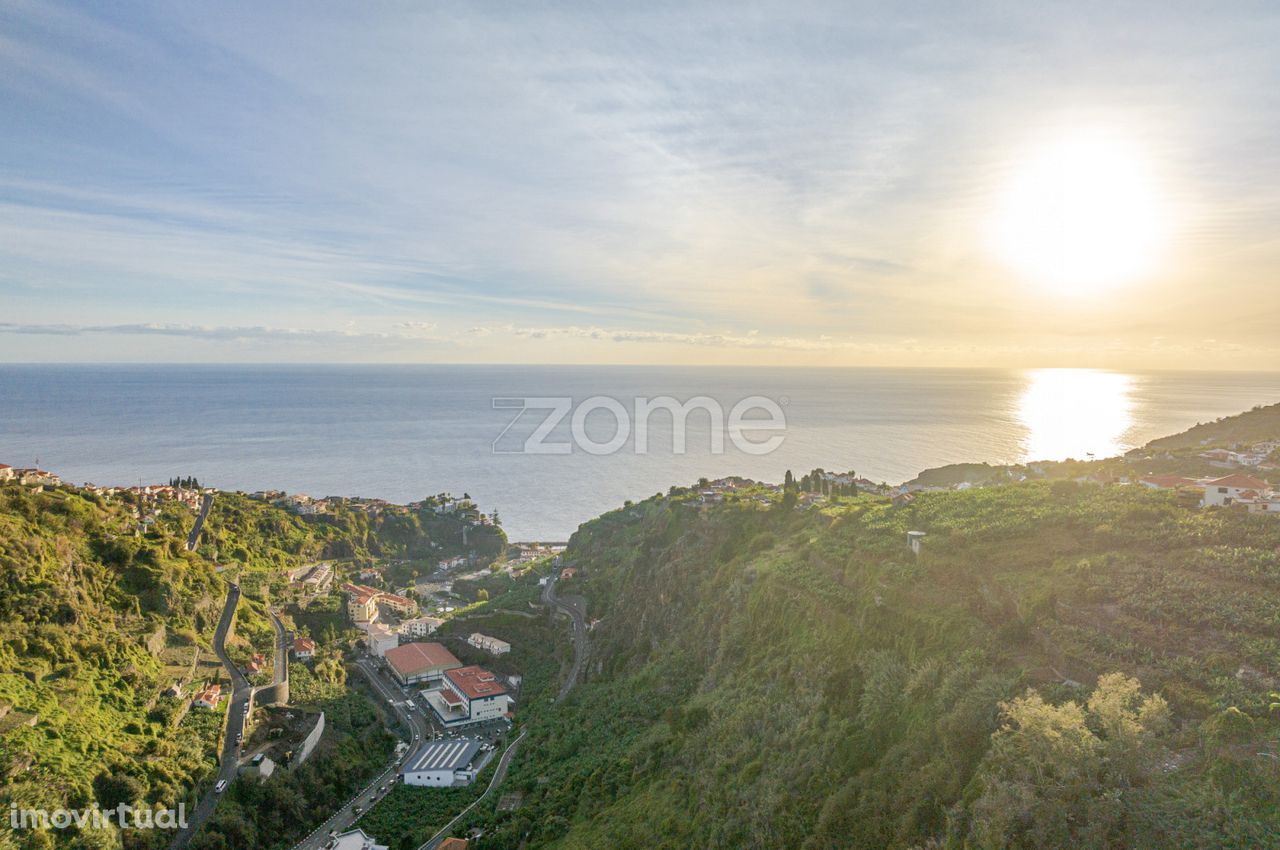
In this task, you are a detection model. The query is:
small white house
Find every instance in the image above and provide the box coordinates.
[1200,474,1271,508]
[466,633,511,656]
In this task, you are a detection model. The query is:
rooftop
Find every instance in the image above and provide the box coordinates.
[445,665,508,700]
[404,738,481,774]
[385,642,461,677]
[1203,473,1271,490]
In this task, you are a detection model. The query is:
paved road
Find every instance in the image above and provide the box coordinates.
[290,657,427,850]
[169,584,252,849]
[415,729,528,850]
[542,576,588,699]
[186,493,213,552]
[266,607,289,687]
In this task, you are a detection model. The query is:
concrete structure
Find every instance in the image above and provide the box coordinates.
[398,616,445,639]
[401,738,482,787]
[290,712,325,770]
[331,828,389,850]
[365,623,399,658]
[384,642,462,686]
[907,531,926,556]
[424,666,510,728]
[467,633,511,656]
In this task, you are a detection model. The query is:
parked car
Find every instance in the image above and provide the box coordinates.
[214,780,227,793]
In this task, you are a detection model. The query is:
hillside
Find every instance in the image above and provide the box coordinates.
[0,484,505,850]
[1145,401,1280,451]
[469,481,1280,849]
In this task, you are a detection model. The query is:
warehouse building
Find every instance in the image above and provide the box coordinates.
[402,738,482,787]
[384,642,462,686]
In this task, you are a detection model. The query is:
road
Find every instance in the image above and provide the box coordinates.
[289,657,427,850]
[542,576,588,699]
[186,493,213,552]
[415,729,528,850]
[169,584,252,849]
[267,607,289,687]
[416,575,583,848]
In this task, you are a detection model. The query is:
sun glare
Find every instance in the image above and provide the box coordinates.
[992,132,1168,297]
[1017,368,1134,462]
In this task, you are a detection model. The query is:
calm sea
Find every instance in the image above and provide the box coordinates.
[1,365,1278,540]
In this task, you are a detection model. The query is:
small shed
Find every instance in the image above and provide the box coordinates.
[907,531,927,556]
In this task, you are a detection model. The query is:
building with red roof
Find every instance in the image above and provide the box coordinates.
[423,665,511,727]
[384,642,462,686]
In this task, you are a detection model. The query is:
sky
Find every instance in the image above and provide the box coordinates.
[1,0,1278,367]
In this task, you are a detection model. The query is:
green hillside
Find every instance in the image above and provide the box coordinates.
[470,482,1280,849]
[0,485,504,850]
[1145,401,1280,451]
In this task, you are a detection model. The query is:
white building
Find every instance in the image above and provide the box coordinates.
[401,739,482,787]
[331,828,389,850]
[399,617,445,639]
[365,623,399,658]
[467,633,511,656]
[424,666,510,728]
[1199,474,1272,508]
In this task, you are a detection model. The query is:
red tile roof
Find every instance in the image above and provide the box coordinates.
[1140,475,1197,489]
[385,642,461,678]
[445,665,507,701]
[293,637,315,653]
[1203,474,1271,490]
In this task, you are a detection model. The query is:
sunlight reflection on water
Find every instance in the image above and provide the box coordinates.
[1017,368,1135,462]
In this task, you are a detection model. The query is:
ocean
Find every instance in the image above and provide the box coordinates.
[2,365,1279,540]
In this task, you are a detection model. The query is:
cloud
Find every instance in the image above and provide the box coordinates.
[0,322,448,345]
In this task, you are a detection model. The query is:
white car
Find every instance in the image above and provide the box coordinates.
[214,780,227,793]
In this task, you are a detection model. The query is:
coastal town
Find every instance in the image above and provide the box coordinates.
[2,415,1278,848]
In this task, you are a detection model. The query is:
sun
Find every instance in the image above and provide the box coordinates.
[991,131,1168,296]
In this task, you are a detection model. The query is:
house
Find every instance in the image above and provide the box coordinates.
[292,637,316,660]
[384,642,462,686]
[0,464,13,482]
[401,739,483,787]
[466,633,511,656]
[192,684,222,709]
[1199,474,1273,507]
[437,840,469,850]
[365,623,399,658]
[1139,475,1198,490]
[398,617,445,639]
[424,666,510,728]
[13,469,60,487]
[246,653,266,674]
[331,829,389,850]
[560,567,577,580]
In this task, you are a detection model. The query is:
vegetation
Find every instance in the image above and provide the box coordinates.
[458,480,1280,849]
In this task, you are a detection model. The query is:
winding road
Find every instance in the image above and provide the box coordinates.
[169,584,252,849]
[542,575,589,699]
[289,657,428,850]
[185,493,213,552]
